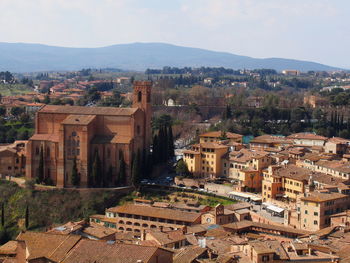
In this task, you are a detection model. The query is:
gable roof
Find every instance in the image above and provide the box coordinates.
[107,204,201,223]
[39,105,138,116]
[16,231,81,262]
[62,239,169,263]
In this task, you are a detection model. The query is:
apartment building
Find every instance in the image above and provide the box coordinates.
[262,164,349,203]
[183,142,229,177]
[324,137,349,155]
[299,192,350,231]
[288,133,327,147]
[90,201,203,236]
[224,149,272,192]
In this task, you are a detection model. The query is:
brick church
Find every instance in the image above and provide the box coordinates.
[25,81,152,188]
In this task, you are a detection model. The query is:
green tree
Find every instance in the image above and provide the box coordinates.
[25,204,29,230]
[91,151,102,187]
[0,107,5,116]
[167,125,175,158]
[131,150,141,186]
[43,95,51,104]
[37,146,44,184]
[106,166,113,187]
[1,203,4,227]
[176,159,190,177]
[118,153,126,186]
[71,157,79,187]
[10,106,24,117]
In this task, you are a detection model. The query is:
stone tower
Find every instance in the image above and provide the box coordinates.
[132,81,152,151]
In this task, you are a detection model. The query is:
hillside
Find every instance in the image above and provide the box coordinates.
[0,42,341,72]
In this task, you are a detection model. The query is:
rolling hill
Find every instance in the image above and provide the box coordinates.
[0,42,341,72]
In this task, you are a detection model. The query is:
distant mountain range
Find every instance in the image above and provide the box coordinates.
[0,42,342,73]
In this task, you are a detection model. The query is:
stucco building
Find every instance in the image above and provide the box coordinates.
[25,81,152,187]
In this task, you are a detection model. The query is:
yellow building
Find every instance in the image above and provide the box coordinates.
[299,192,350,231]
[183,142,229,178]
[224,149,272,192]
[199,131,242,144]
[262,165,309,202]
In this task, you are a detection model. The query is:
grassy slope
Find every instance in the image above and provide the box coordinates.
[0,84,33,96]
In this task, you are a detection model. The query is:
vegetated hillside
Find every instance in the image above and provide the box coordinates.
[0,180,128,244]
[0,42,341,72]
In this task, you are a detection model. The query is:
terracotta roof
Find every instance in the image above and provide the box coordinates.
[30,134,60,142]
[192,142,229,149]
[16,231,81,261]
[147,229,186,246]
[327,137,350,144]
[223,221,310,235]
[250,135,292,145]
[316,160,350,174]
[82,223,117,239]
[47,221,85,235]
[199,131,242,139]
[61,115,96,125]
[39,105,138,116]
[107,204,201,223]
[62,239,168,263]
[174,245,207,263]
[288,133,327,141]
[229,148,269,163]
[0,241,18,255]
[301,192,348,203]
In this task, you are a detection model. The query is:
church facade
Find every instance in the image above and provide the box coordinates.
[25,81,152,188]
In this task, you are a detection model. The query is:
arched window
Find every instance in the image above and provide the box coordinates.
[138,91,142,102]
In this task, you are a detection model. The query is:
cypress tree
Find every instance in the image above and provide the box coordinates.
[25,204,29,230]
[167,125,175,158]
[92,150,102,187]
[37,146,44,184]
[106,166,113,187]
[1,203,4,227]
[153,134,159,165]
[163,125,169,162]
[132,150,141,186]
[118,154,126,186]
[71,157,79,187]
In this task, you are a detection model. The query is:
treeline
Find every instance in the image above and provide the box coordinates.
[321,88,350,106]
[146,66,278,76]
[0,71,15,83]
[217,106,350,139]
[0,108,33,143]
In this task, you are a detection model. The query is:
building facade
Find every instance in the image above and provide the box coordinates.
[25,81,152,187]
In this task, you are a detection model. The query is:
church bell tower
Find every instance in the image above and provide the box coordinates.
[132,81,152,150]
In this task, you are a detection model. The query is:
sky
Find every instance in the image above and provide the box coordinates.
[0,0,349,68]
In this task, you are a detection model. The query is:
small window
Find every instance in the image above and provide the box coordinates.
[35,147,40,155]
[314,220,318,225]
[72,131,77,137]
